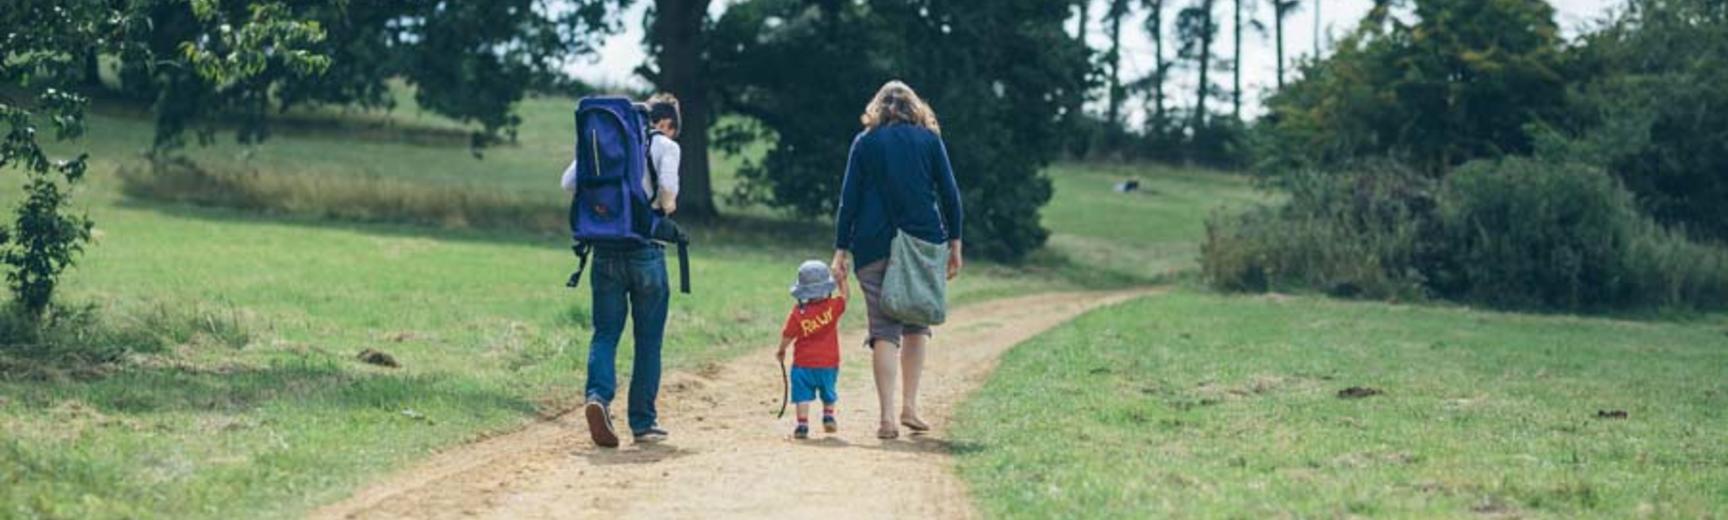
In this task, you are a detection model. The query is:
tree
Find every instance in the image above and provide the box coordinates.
[1177,0,1220,130]
[1104,0,1132,129]
[1258,0,1568,174]
[1313,0,1321,54]
[1136,0,1173,133]
[1,1,327,315]
[1232,0,1244,120]
[711,0,1089,260]
[1078,0,1093,46]
[1272,0,1300,88]
[114,1,624,153]
[1557,0,1728,240]
[642,0,719,218]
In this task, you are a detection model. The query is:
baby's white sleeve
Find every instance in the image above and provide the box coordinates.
[655,137,681,198]
[560,160,578,194]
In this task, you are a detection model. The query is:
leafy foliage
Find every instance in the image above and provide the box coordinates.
[1203,158,1728,311]
[1202,162,1437,300]
[113,0,625,151]
[1,1,327,315]
[710,0,1090,260]
[1552,0,1728,241]
[1256,0,1568,174]
[1440,158,1643,309]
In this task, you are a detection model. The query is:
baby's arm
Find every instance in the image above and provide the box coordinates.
[775,336,796,362]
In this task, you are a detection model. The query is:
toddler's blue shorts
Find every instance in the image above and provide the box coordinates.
[790,366,838,404]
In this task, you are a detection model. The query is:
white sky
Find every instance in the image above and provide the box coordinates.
[563,0,1625,120]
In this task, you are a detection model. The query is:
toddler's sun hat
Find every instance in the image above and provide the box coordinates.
[790,260,837,302]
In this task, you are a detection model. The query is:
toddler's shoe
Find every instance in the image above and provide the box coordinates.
[793,424,810,439]
[822,415,838,433]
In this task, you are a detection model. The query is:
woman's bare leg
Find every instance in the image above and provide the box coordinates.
[872,339,899,432]
[900,333,928,426]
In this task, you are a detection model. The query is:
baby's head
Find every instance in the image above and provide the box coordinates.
[646,93,681,139]
[789,260,836,304]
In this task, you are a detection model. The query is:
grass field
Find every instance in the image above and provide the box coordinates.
[0,91,1249,518]
[1040,163,1267,282]
[954,291,1728,518]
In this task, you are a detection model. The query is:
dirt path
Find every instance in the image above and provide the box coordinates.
[313,290,1152,520]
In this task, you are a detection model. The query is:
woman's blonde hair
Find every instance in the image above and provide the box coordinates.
[860,80,940,134]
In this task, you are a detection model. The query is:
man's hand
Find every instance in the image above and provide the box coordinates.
[660,198,677,216]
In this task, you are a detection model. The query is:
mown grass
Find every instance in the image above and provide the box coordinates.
[954,291,1728,518]
[1,90,1245,517]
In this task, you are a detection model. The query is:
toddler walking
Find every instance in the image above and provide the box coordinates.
[777,260,848,439]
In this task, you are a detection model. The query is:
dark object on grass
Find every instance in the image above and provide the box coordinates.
[1114,179,1141,193]
[357,348,400,368]
[1337,386,1383,399]
[1596,409,1629,419]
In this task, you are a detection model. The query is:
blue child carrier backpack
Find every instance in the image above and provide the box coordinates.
[565,96,691,293]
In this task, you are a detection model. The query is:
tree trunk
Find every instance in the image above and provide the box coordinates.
[1106,0,1128,129]
[649,0,718,218]
[1275,3,1286,89]
[1151,2,1166,130]
[1194,0,1213,131]
[83,47,103,89]
[1078,0,1091,45]
[1313,0,1321,56]
[1232,0,1241,121]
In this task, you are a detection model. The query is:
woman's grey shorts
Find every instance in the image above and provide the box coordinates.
[856,259,933,348]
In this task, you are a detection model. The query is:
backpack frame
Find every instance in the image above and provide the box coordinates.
[565,96,691,294]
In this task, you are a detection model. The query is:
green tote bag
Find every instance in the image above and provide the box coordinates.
[881,231,949,326]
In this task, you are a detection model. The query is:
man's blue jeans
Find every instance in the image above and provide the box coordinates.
[584,246,669,434]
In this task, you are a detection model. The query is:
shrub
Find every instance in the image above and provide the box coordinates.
[1204,157,1728,311]
[1438,158,1638,308]
[1202,163,1436,300]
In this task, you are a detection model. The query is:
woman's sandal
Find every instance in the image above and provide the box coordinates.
[900,416,931,433]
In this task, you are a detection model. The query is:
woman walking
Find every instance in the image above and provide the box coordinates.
[830,81,964,440]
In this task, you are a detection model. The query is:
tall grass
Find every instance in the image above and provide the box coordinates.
[118,157,567,233]
[1201,164,1434,300]
[0,302,252,379]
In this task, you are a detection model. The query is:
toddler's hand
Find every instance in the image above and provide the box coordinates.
[775,349,786,363]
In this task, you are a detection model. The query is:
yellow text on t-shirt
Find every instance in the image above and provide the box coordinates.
[799,308,835,337]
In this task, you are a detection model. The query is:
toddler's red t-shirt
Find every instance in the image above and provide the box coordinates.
[781,297,846,368]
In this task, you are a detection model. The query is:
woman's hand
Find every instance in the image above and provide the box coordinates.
[947,240,964,280]
[830,249,851,286]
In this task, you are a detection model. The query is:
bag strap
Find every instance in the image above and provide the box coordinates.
[565,243,592,288]
[676,240,691,294]
[646,129,663,206]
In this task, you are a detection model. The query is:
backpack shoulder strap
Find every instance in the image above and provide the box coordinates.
[645,130,663,205]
